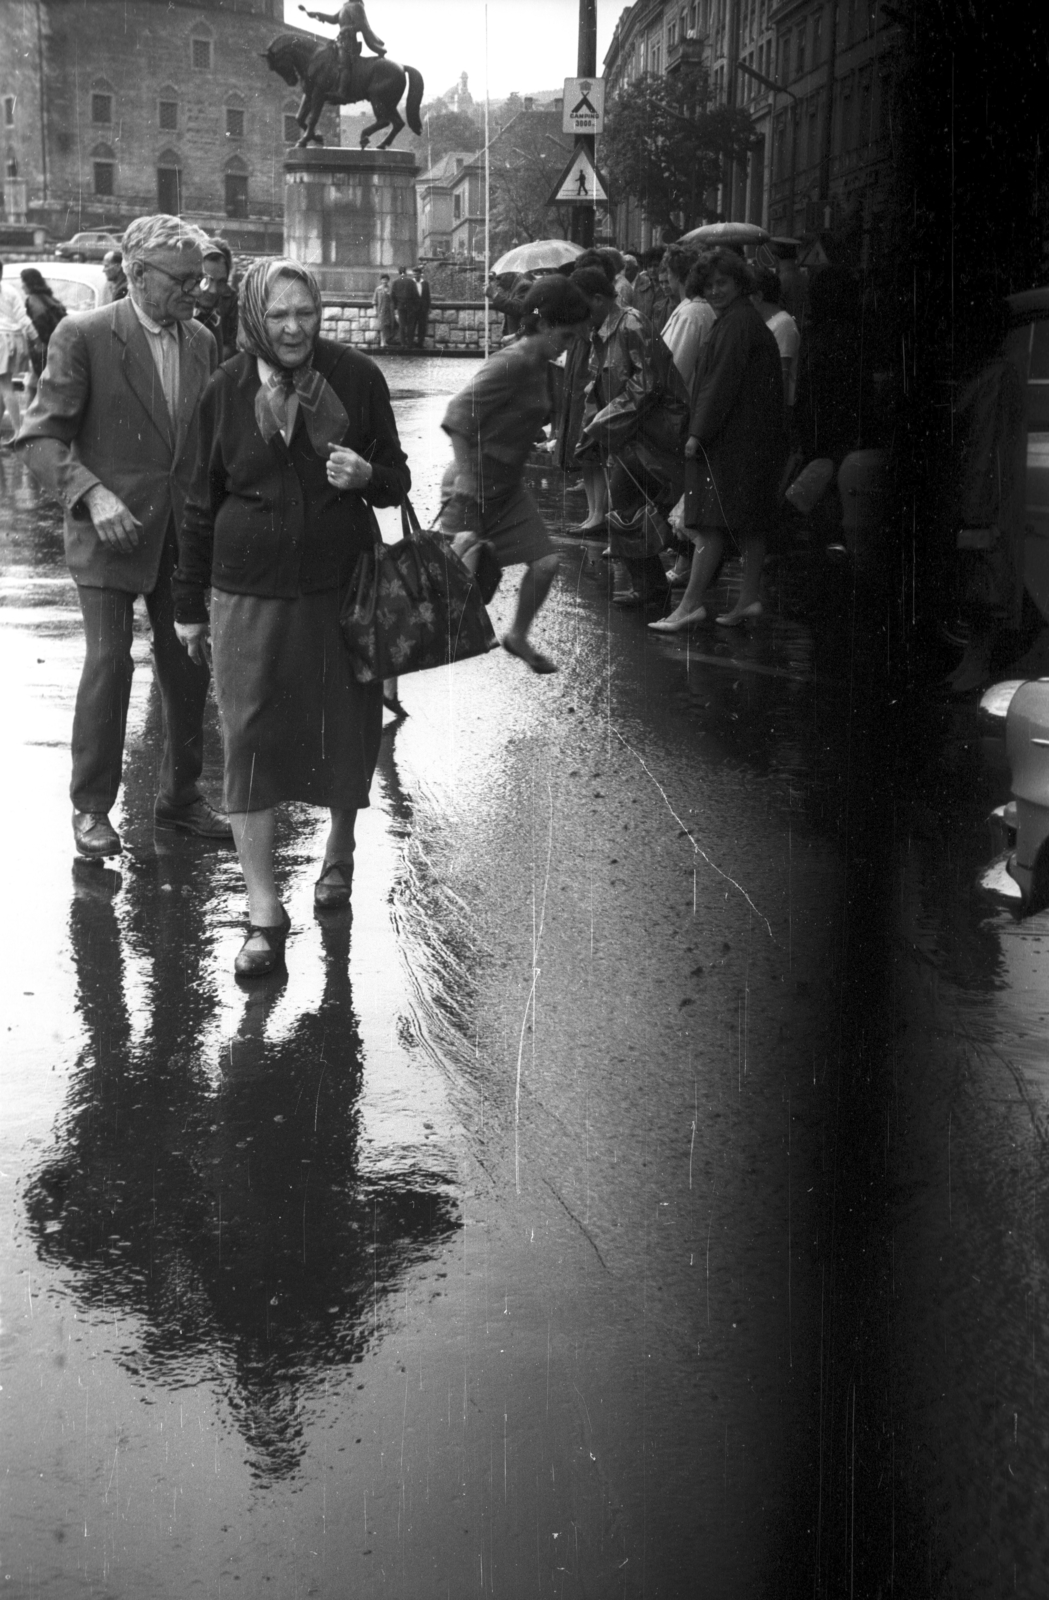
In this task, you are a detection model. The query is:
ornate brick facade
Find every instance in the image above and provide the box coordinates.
[0,0,335,246]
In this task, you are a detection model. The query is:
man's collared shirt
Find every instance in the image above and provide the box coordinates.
[130,296,181,422]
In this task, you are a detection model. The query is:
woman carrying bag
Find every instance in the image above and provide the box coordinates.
[20,267,66,401]
[440,275,591,674]
[173,258,410,977]
[650,249,785,634]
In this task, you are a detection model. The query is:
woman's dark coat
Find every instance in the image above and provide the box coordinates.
[173,339,409,624]
[687,296,786,532]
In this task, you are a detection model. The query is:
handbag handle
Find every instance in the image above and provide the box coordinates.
[400,494,424,541]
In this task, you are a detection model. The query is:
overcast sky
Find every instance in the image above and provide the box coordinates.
[284,0,624,104]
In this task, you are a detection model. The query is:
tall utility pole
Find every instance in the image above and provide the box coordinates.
[572,0,597,248]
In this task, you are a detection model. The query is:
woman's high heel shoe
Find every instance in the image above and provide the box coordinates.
[234,907,290,978]
[314,859,354,910]
[715,601,763,627]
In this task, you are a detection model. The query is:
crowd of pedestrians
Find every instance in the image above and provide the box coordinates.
[1,211,874,980]
[479,238,873,626]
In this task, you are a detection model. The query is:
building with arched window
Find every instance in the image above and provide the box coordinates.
[0,0,334,249]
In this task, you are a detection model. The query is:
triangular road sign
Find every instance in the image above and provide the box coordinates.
[549,145,608,205]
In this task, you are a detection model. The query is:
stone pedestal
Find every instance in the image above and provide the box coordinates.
[4,178,28,224]
[284,147,417,296]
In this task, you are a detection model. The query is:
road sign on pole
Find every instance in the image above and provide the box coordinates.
[549,144,608,206]
[562,77,605,135]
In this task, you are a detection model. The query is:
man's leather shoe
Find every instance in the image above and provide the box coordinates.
[154,796,234,840]
[73,811,122,857]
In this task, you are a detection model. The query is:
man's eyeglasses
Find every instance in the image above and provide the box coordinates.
[142,261,205,293]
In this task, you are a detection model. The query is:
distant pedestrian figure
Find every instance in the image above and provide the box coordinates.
[390,265,419,348]
[20,266,67,400]
[412,267,431,348]
[372,272,394,346]
[0,257,35,438]
[100,250,128,305]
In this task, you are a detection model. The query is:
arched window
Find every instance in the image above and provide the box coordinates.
[157,85,180,133]
[91,141,116,197]
[225,92,245,141]
[190,23,214,72]
[90,78,115,126]
[156,146,183,213]
[224,154,249,219]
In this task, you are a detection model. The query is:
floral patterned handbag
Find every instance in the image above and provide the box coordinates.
[340,496,497,684]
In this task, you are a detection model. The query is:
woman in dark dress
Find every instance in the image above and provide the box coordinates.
[174,259,410,976]
[19,267,66,400]
[650,249,786,633]
[441,275,591,674]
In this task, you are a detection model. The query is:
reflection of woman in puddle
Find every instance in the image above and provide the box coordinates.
[27,863,458,1479]
[173,260,411,976]
[440,276,591,675]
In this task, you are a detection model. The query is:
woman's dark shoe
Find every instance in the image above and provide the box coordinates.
[314,860,354,911]
[234,907,290,978]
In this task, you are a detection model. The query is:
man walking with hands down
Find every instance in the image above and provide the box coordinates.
[15,213,232,857]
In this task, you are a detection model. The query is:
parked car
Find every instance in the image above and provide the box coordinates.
[55,230,122,262]
[979,677,1049,910]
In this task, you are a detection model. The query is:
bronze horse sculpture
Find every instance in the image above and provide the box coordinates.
[264,34,423,150]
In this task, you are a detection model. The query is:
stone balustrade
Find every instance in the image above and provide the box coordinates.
[321,300,504,353]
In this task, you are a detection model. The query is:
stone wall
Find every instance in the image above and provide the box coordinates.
[321,300,504,353]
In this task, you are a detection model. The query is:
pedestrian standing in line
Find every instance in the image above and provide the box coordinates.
[569,264,653,605]
[0,258,36,440]
[372,272,394,347]
[390,265,419,348]
[413,266,431,348]
[553,248,618,535]
[20,267,67,403]
[441,275,591,674]
[15,214,230,857]
[649,249,785,633]
[631,246,664,325]
[751,265,801,410]
[194,237,239,362]
[99,250,128,305]
[617,253,639,307]
[173,259,410,977]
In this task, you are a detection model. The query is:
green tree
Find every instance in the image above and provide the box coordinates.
[420,108,481,166]
[603,65,754,235]
[489,119,575,251]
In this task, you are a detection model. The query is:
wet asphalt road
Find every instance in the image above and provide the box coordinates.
[3,354,1049,1598]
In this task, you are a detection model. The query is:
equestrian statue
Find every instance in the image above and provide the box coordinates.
[265,3,423,150]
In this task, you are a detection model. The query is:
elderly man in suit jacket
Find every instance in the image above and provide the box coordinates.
[16,213,231,857]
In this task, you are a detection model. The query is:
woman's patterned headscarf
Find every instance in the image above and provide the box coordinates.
[237,258,349,454]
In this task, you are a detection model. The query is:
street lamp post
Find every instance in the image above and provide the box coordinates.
[573,0,597,249]
[736,60,799,234]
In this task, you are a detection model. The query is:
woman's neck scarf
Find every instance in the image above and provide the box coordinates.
[236,259,350,455]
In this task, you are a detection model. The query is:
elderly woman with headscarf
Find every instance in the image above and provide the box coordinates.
[173,258,410,977]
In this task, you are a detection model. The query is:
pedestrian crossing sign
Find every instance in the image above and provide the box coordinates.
[549,145,608,205]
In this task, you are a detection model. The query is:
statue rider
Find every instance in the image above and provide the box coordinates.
[300,3,386,101]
